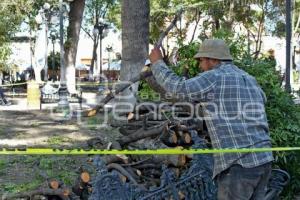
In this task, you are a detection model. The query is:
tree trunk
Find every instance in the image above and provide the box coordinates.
[223,1,235,30]
[64,0,85,93]
[119,0,149,114]
[254,4,265,59]
[0,72,2,85]
[90,36,98,80]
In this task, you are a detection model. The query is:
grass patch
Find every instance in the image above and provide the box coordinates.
[86,116,104,130]
[0,126,5,135]
[46,136,73,145]
[39,157,80,185]
[0,159,7,175]
[1,179,42,194]
[0,156,91,195]
[0,159,7,170]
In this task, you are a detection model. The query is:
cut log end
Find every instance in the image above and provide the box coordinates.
[127,112,135,121]
[136,169,142,176]
[183,133,191,144]
[178,155,186,167]
[87,109,97,117]
[119,174,127,183]
[171,134,178,144]
[63,189,70,196]
[179,191,185,199]
[80,171,90,183]
[49,180,59,190]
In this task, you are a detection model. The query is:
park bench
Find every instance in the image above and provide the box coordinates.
[89,134,290,200]
[39,83,82,109]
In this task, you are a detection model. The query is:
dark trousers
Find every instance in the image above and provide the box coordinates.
[0,88,7,104]
[217,163,272,200]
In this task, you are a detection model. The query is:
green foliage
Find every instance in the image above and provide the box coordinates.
[0,45,12,72]
[0,159,7,176]
[172,42,200,77]
[138,81,161,101]
[106,0,121,29]
[47,51,60,70]
[212,29,247,60]
[265,0,300,37]
[83,0,119,33]
[39,157,54,169]
[87,116,104,130]
[1,180,42,193]
[170,28,247,78]
[46,136,73,145]
[236,57,300,199]
[144,33,300,197]
[0,0,57,73]
[39,156,79,185]
[0,0,29,72]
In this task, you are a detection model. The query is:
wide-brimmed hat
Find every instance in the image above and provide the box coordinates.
[194,39,233,60]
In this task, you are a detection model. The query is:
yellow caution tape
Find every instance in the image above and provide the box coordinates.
[0,147,299,155]
[0,82,114,87]
[0,82,28,87]
[76,82,114,86]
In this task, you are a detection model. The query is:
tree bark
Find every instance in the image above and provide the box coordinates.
[65,0,85,93]
[90,36,98,80]
[117,122,168,146]
[254,4,265,59]
[190,10,201,44]
[223,1,235,30]
[119,0,150,112]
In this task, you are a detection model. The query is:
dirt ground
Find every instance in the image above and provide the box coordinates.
[0,110,119,147]
[0,109,120,196]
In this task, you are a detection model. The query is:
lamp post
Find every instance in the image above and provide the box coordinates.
[285,0,292,93]
[50,31,56,80]
[93,21,109,82]
[106,45,113,80]
[43,3,51,81]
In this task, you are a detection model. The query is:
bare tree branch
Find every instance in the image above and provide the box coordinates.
[81,26,93,40]
[155,9,184,47]
[189,10,201,44]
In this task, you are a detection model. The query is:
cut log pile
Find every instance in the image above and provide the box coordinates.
[3,104,210,200]
[85,104,208,190]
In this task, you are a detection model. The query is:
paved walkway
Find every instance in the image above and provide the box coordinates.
[0,91,118,147]
[0,92,114,111]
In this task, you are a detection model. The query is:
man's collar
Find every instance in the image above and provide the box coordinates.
[214,61,233,69]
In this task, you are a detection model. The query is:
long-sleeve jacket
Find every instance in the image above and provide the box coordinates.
[151,60,274,178]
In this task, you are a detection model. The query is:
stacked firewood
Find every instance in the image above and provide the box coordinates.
[3,105,209,200]
[78,104,209,197]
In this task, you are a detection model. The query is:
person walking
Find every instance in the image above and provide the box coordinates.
[0,87,10,106]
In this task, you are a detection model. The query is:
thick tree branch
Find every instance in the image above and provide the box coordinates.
[189,10,201,44]
[81,26,93,40]
[117,122,168,146]
[88,9,184,114]
[107,163,138,184]
[155,9,184,47]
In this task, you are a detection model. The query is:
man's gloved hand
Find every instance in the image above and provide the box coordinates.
[149,47,163,64]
